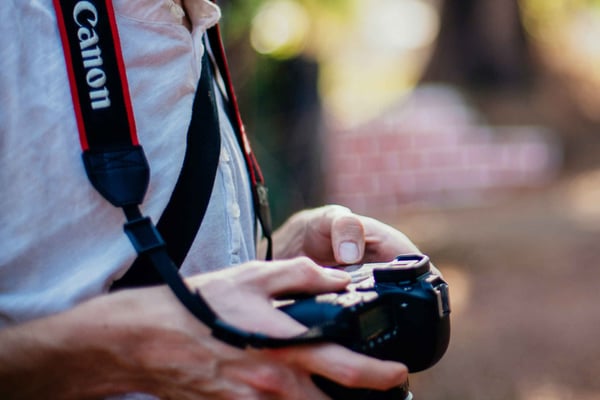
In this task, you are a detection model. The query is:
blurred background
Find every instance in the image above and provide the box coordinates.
[218,0,600,398]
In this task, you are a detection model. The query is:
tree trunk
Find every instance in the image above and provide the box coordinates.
[422,0,532,89]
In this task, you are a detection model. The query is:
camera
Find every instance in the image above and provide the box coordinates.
[278,254,451,399]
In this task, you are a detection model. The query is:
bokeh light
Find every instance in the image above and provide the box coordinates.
[318,0,441,126]
[250,0,310,59]
[520,0,600,119]
[361,0,440,52]
[249,0,441,126]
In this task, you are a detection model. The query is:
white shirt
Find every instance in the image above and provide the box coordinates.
[0,0,256,327]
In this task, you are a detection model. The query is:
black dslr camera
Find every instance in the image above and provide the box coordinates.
[278,254,450,399]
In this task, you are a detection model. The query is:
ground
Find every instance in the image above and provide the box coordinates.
[383,170,600,400]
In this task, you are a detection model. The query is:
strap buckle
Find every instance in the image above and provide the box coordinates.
[124,216,166,254]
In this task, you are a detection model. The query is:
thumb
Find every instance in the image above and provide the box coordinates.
[330,212,365,265]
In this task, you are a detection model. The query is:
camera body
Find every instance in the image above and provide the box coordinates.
[278,254,450,399]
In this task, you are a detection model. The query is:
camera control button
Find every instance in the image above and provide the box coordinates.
[354,278,375,291]
[335,292,362,307]
[359,291,379,302]
[316,293,339,303]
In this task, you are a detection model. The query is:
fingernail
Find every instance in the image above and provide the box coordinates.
[339,241,360,264]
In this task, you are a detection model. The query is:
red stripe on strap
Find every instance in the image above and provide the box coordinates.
[105,0,138,145]
[53,0,89,150]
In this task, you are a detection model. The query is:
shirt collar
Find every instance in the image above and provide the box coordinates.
[114,0,221,32]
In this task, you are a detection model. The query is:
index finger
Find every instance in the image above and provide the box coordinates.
[271,343,409,391]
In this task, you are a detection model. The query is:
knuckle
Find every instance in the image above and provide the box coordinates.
[335,366,364,388]
[294,258,322,282]
[249,365,289,393]
[324,204,352,215]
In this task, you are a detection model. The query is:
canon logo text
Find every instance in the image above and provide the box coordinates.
[73,1,111,110]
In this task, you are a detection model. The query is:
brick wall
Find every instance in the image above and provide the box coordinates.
[325,85,562,214]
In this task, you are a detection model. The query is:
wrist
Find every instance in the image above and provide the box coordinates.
[0,289,172,399]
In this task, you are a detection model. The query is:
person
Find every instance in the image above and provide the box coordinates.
[0,0,423,399]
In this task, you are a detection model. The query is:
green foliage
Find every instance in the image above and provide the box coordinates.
[220,0,355,42]
[218,0,263,42]
[217,0,357,223]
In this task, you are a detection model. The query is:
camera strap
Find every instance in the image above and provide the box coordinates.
[206,23,273,260]
[53,0,331,348]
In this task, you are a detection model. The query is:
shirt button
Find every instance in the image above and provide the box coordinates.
[221,148,231,163]
[230,202,241,218]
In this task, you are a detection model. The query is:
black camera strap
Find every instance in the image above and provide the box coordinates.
[206,23,274,260]
[52,0,330,348]
[109,43,222,289]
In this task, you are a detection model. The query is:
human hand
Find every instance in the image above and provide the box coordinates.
[269,205,420,266]
[180,257,408,399]
[0,257,408,400]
